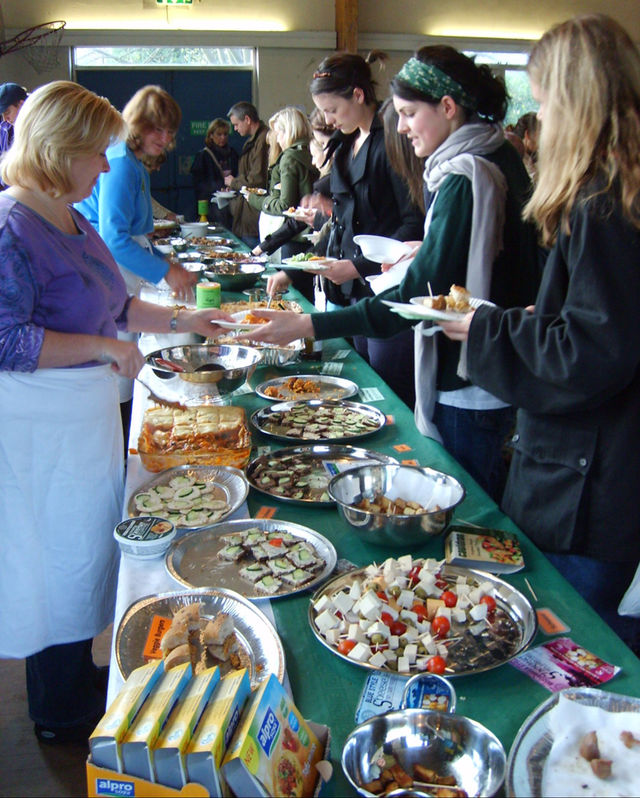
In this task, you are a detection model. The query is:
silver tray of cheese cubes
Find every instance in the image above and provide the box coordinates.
[127,465,248,530]
[309,556,537,677]
[165,518,337,599]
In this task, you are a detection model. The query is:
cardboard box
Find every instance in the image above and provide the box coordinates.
[86,760,209,797]
[121,662,192,782]
[221,674,324,797]
[154,667,221,790]
[185,668,251,797]
[90,660,164,773]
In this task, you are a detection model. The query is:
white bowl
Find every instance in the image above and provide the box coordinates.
[353,234,413,264]
[113,516,176,559]
[155,243,174,255]
[180,222,209,238]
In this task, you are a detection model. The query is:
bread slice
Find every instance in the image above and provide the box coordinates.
[163,643,192,671]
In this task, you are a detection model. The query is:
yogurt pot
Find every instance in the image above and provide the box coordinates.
[114,516,176,559]
[401,672,457,714]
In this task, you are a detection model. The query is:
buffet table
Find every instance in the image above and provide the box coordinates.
[108,241,640,796]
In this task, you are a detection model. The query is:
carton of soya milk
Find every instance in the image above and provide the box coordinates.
[120,661,192,782]
[222,674,323,798]
[154,666,221,790]
[90,659,164,773]
[185,668,251,797]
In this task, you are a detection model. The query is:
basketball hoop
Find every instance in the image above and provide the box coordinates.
[0,20,66,73]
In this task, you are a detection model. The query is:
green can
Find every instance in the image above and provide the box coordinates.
[196,281,221,308]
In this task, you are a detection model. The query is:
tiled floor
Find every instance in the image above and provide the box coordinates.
[0,626,112,798]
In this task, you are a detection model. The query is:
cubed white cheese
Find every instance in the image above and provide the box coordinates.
[415,657,429,671]
[435,606,451,620]
[348,623,367,643]
[349,580,362,600]
[398,589,415,609]
[368,651,388,668]
[456,575,468,587]
[397,554,413,572]
[469,603,488,621]
[400,609,419,625]
[468,587,482,604]
[424,558,442,571]
[469,620,486,635]
[313,594,332,614]
[418,572,437,593]
[400,625,419,642]
[364,564,380,578]
[389,576,408,591]
[359,618,370,631]
[324,628,341,645]
[315,609,340,633]
[348,642,372,662]
[388,634,399,650]
[452,608,467,624]
[367,621,390,639]
[478,581,494,597]
[436,643,448,657]
[404,643,418,664]
[344,610,359,624]
[383,604,399,621]
[417,620,431,634]
[358,590,382,620]
[397,655,410,673]
[332,590,355,615]
[383,649,397,662]
[457,594,472,610]
[338,618,348,634]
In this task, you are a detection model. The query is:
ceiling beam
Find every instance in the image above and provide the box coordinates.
[335,0,358,52]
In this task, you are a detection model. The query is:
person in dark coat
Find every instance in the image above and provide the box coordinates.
[190,117,238,226]
[438,14,640,651]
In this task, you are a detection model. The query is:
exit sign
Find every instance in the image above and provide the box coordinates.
[156,0,193,5]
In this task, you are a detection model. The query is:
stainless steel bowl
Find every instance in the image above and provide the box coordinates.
[328,464,465,546]
[202,262,265,291]
[342,708,506,797]
[145,343,262,389]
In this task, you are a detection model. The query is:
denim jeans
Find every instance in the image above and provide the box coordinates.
[545,553,640,654]
[26,639,106,727]
[433,403,515,503]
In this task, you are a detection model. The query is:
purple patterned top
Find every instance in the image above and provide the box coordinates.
[0,195,130,371]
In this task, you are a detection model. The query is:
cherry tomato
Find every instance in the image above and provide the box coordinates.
[426,655,447,674]
[412,602,429,621]
[381,612,393,627]
[440,590,458,608]
[435,578,448,590]
[480,595,497,613]
[431,616,451,638]
[390,620,407,637]
[337,639,357,655]
[408,565,421,585]
[376,590,388,602]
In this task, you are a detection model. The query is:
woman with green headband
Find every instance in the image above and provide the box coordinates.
[245,45,541,502]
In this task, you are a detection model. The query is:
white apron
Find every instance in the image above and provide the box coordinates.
[0,365,124,657]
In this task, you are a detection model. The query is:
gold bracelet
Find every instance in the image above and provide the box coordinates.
[169,305,186,332]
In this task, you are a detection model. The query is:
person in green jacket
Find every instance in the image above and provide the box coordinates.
[243,105,318,300]
[242,46,541,502]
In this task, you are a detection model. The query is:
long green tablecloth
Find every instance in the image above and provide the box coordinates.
[210,236,640,795]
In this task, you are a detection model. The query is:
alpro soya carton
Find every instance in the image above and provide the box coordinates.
[90,659,164,772]
[121,661,192,782]
[185,668,251,797]
[221,674,323,798]
[153,666,220,789]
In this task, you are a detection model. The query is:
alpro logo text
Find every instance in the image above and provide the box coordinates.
[96,778,135,796]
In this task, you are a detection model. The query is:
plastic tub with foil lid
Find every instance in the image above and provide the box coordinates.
[114,516,176,559]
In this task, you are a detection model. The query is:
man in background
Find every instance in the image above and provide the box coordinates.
[0,83,28,188]
[224,101,268,248]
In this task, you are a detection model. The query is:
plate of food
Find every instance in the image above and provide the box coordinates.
[254,374,359,402]
[281,254,335,271]
[165,518,337,599]
[242,186,267,195]
[384,286,492,322]
[251,399,386,443]
[214,190,236,199]
[246,444,399,506]
[115,587,285,687]
[153,218,178,232]
[506,687,640,797]
[127,465,248,530]
[214,310,271,331]
[309,556,537,677]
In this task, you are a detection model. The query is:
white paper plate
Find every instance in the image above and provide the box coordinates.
[383,296,491,322]
[214,310,269,331]
[281,256,335,272]
[214,190,236,199]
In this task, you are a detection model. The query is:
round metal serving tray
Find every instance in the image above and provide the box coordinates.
[254,374,359,402]
[115,587,285,688]
[165,518,337,599]
[246,444,399,507]
[308,563,537,678]
[251,399,386,444]
[127,465,248,531]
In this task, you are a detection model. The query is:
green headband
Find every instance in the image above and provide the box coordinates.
[395,57,478,111]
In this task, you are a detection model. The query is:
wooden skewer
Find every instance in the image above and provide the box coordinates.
[524,577,538,601]
[427,281,434,297]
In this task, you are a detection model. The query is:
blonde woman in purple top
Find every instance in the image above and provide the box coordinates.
[0,81,230,744]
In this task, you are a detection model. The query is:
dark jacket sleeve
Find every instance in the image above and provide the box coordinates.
[258,217,306,255]
[467,195,640,414]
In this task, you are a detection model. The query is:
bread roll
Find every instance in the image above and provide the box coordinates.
[172,603,203,632]
[202,613,235,646]
[163,643,192,671]
[160,619,189,654]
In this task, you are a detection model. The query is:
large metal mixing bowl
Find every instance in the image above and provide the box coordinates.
[145,343,262,392]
